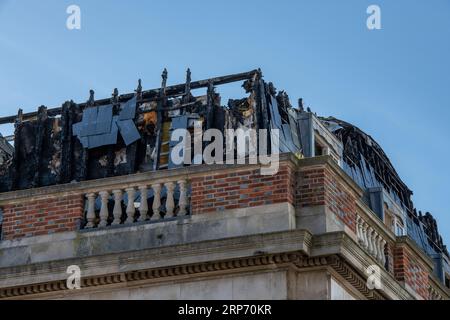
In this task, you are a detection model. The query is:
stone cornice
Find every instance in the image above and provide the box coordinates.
[0,229,418,300]
[0,253,384,300]
[429,275,450,300]
[326,255,384,300]
[0,252,302,299]
[310,231,415,300]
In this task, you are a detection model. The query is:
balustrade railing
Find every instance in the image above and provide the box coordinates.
[83,179,190,229]
[356,214,388,267]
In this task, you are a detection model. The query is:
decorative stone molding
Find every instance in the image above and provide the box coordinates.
[0,252,302,299]
[327,255,384,300]
[428,275,449,301]
[311,231,416,300]
[429,285,444,300]
[0,252,384,300]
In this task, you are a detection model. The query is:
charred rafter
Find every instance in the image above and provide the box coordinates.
[0,70,259,125]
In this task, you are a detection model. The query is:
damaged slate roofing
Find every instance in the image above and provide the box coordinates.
[0,69,448,285]
[73,94,140,149]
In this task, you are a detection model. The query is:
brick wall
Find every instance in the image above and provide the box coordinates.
[0,194,84,240]
[394,245,430,299]
[191,164,295,214]
[297,165,357,232]
[0,162,297,240]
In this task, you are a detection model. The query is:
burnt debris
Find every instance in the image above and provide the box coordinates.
[0,69,304,188]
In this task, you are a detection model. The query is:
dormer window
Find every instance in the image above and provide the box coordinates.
[315,141,326,156]
[395,222,405,236]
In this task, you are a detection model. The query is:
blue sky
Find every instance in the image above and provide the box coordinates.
[0,1,449,243]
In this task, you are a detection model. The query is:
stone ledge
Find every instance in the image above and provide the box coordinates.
[0,229,312,290]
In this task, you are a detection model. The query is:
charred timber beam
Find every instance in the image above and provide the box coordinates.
[153,69,168,171]
[10,109,23,190]
[206,80,215,130]
[135,79,143,101]
[127,82,144,175]
[259,79,269,130]
[79,91,96,181]
[59,101,72,183]
[182,68,192,106]
[31,106,47,187]
[0,70,259,125]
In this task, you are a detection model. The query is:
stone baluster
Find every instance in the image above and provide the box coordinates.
[376,234,384,263]
[373,233,380,262]
[98,191,110,228]
[125,187,136,224]
[356,215,363,244]
[367,226,374,256]
[165,182,175,217]
[112,189,123,225]
[356,216,388,267]
[360,217,365,245]
[138,185,149,222]
[83,180,191,229]
[178,180,188,215]
[371,230,378,258]
[361,218,368,248]
[152,183,162,220]
[361,222,369,250]
[372,231,380,261]
[380,239,387,266]
[85,193,97,228]
[375,234,381,262]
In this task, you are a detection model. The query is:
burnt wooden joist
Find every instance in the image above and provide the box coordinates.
[0,70,259,125]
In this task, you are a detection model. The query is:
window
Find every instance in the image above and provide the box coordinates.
[315,141,324,156]
[395,222,405,236]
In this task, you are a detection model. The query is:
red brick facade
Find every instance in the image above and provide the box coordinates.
[0,161,358,240]
[191,164,295,214]
[1,162,298,239]
[394,245,430,299]
[1,194,84,240]
[297,165,357,232]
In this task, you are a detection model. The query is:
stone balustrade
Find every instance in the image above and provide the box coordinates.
[356,214,388,267]
[83,179,190,229]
